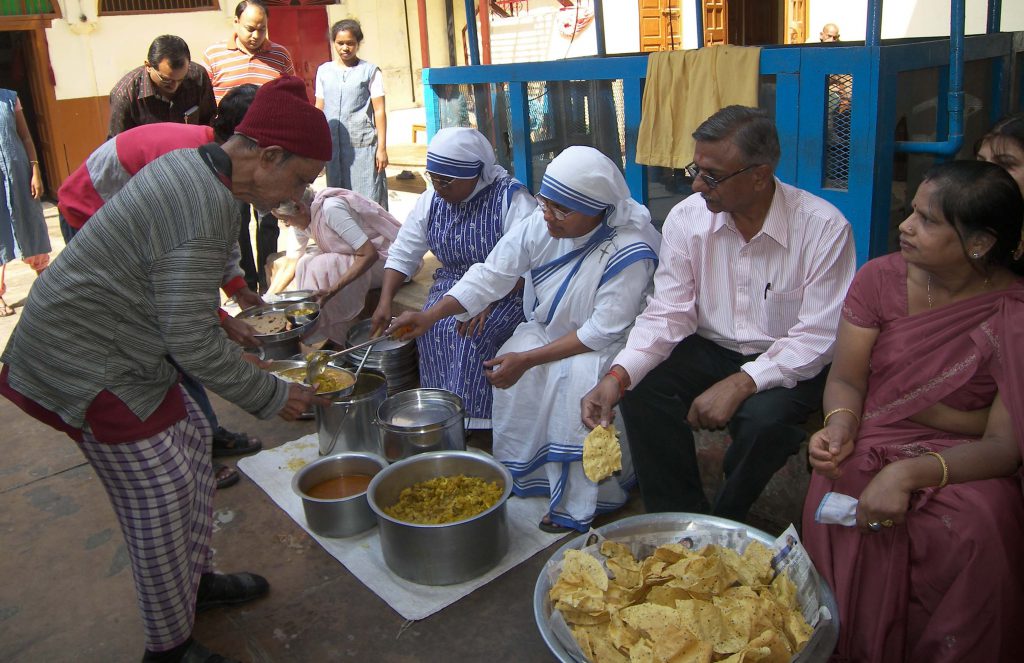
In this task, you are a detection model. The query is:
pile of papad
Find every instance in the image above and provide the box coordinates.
[548,538,814,663]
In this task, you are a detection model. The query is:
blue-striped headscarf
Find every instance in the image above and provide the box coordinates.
[425,127,508,184]
[539,146,652,231]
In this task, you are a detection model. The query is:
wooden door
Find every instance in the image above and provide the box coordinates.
[785,0,808,44]
[268,7,330,102]
[702,0,728,46]
[21,27,61,191]
[639,0,682,52]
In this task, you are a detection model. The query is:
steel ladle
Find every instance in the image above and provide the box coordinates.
[305,328,409,385]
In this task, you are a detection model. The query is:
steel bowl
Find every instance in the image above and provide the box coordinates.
[366,450,512,585]
[285,301,320,326]
[292,452,388,538]
[273,289,318,305]
[533,512,840,662]
[266,359,356,400]
[235,302,315,360]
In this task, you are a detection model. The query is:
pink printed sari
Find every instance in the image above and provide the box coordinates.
[297,188,401,343]
[802,253,1024,663]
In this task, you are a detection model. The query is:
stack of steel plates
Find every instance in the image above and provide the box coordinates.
[341,319,418,395]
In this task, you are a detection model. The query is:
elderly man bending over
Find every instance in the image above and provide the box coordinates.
[392,146,660,533]
[583,106,856,523]
[1,75,330,663]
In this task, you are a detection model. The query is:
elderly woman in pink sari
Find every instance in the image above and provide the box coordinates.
[802,160,1024,663]
[269,186,402,344]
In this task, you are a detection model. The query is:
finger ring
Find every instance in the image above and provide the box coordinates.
[881,519,894,528]
[868,521,882,532]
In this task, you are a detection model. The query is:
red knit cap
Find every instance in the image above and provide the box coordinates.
[234,75,332,161]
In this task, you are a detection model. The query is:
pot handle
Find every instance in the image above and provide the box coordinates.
[321,401,352,456]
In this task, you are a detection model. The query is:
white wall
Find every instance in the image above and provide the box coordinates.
[809,0,1024,43]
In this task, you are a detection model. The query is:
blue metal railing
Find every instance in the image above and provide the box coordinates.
[431,3,1022,263]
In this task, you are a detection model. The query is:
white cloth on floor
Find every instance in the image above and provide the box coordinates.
[237,435,570,621]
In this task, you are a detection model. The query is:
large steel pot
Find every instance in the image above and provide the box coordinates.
[366,451,512,585]
[292,452,388,538]
[235,302,315,360]
[375,388,466,462]
[316,369,388,456]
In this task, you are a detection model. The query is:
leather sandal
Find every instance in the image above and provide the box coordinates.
[539,516,573,534]
[211,427,262,458]
[195,572,269,613]
[214,463,239,490]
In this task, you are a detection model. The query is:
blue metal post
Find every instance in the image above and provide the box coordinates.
[594,0,606,57]
[463,0,480,66]
[695,2,704,48]
[893,0,966,156]
[508,82,532,183]
[865,0,883,47]
[987,0,1002,33]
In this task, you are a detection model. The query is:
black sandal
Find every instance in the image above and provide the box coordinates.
[214,463,239,490]
[211,427,262,458]
[179,640,240,663]
[196,572,269,613]
[539,516,573,534]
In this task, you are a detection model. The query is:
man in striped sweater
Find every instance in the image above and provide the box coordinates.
[204,0,296,293]
[59,84,266,487]
[1,76,331,663]
[583,106,857,523]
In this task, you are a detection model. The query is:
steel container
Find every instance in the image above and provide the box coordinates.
[366,451,512,585]
[343,319,418,395]
[316,368,389,456]
[375,388,466,462]
[273,289,317,305]
[533,512,840,662]
[292,452,388,538]
[265,359,356,400]
[285,301,320,326]
[236,302,315,360]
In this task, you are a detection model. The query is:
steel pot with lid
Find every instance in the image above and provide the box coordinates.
[375,388,466,462]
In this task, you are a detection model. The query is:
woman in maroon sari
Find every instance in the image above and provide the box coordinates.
[802,160,1024,663]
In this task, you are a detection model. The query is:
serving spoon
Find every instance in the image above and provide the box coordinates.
[305,326,411,385]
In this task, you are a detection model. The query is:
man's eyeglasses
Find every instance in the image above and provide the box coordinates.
[147,64,185,87]
[427,172,456,189]
[682,162,760,189]
[535,195,574,222]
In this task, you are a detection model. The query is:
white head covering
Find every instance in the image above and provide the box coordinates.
[539,146,652,232]
[425,127,509,185]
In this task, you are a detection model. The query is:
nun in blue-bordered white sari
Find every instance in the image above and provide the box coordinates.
[381,128,536,429]
[446,146,661,531]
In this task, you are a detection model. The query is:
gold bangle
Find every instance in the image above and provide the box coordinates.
[823,407,858,427]
[924,451,949,488]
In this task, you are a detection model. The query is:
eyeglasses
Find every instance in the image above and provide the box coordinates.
[682,162,761,189]
[534,195,574,222]
[147,64,185,87]
[426,172,456,189]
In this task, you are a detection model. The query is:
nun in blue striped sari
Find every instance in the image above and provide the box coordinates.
[375,128,536,430]
[390,146,661,532]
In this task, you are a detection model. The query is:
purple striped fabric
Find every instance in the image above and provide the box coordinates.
[79,390,214,651]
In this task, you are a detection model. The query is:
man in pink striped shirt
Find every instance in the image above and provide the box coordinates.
[204,0,297,292]
[582,106,856,522]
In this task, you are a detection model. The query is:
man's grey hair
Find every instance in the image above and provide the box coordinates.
[692,105,781,169]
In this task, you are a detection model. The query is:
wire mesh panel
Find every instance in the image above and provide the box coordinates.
[100,0,215,13]
[823,73,852,190]
[433,82,514,176]
[526,79,626,192]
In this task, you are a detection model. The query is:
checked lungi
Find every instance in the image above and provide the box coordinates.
[79,389,215,651]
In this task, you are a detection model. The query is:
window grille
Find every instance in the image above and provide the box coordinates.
[100,0,217,16]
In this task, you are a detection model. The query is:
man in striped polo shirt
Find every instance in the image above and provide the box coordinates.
[583,106,857,523]
[204,0,297,293]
